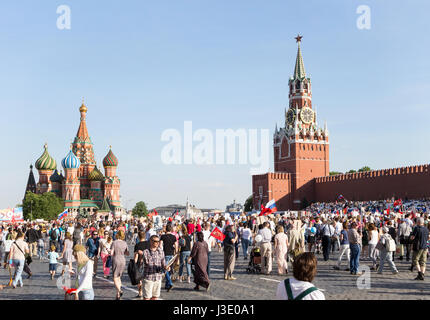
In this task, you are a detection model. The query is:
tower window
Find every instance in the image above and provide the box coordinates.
[296,81,300,90]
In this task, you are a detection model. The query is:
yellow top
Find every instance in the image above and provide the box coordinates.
[79,98,87,113]
[79,103,87,113]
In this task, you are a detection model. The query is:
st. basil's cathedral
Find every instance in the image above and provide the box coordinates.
[25,101,122,218]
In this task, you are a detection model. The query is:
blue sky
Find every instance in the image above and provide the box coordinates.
[1,0,429,210]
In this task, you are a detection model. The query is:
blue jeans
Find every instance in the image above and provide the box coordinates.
[78,289,94,300]
[12,259,24,287]
[164,255,173,289]
[241,239,250,258]
[350,244,361,273]
[38,245,44,259]
[179,251,191,277]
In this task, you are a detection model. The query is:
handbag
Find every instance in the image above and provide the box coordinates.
[105,255,112,268]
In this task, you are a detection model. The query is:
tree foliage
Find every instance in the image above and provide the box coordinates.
[22,191,64,221]
[329,171,342,176]
[132,201,148,217]
[244,195,253,212]
[348,170,357,174]
[358,166,372,172]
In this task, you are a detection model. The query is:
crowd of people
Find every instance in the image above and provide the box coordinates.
[0,197,428,300]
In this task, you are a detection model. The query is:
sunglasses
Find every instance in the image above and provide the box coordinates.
[151,240,160,243]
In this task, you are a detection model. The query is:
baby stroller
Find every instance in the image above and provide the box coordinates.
[246,246,262,274]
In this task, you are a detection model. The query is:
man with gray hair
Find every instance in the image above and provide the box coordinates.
[410,217,429,280]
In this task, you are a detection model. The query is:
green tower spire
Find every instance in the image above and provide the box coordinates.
[293,35,306,80]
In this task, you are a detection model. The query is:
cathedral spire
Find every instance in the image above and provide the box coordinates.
[293,35,306,80]
[76,99,90,141]
[24,164,36,201]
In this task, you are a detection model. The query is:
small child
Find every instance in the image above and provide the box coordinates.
[47,245,59,280]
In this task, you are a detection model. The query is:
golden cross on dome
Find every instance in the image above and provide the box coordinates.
[295,34,303,43]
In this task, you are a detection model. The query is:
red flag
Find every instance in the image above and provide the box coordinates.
[153,209,158,216]
[210,227,226,241]
[259,205,272,216]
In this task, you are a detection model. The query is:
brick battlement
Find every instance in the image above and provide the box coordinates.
[268,172,291,180]
[315,164,430,183]
[314,163,430,202]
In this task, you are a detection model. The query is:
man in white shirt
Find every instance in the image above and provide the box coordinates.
[321,220,335,261]
[258,222,273,275]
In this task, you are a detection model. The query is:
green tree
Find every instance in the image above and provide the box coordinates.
[132,201,148,217]
[347,170,357,174]
[329,171,342,176]
[358,166,371,172]
[22,191,64,221]
[244,195,253,212]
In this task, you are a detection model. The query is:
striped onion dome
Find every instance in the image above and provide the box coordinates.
[61,149,81,169]
[35,144,57,171]
[88,166,104,181]
[103,147,118,167]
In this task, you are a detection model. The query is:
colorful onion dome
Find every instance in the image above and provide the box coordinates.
[103,146,118,167]
[88,166,104,181]
[35,144,57,171]
[62,148,81,170]
[50,169,64,183]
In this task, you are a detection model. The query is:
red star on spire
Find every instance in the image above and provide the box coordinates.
[295,34,303,43]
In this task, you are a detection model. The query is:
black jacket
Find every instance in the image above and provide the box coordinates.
[26,229,39,243]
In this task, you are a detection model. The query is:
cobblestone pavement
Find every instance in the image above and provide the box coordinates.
[0,244,429,300]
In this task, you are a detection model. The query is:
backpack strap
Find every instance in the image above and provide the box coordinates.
[294,286,319,300]
[284,279,294,300]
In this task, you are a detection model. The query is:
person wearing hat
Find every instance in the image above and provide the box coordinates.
[70,244,94,300]
[376,227,398,275]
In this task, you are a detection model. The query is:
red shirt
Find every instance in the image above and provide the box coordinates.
[187,223,195,235]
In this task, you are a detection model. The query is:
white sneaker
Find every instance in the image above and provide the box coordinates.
[179,277,182,282]
[187,276,191,283]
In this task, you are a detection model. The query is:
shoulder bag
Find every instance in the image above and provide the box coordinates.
[13,241,32,265]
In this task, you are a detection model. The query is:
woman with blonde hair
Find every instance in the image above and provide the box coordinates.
[111,230,129,299]
[274,225,289,275]
[71,244,94,300]
[60,232,75,276]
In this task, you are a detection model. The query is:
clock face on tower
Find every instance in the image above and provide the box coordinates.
[300,107,314,124]
[286,109,295,125]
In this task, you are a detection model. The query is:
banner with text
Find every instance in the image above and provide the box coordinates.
[0,207,24,222]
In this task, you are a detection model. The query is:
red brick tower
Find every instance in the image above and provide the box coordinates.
[103,147,121,216]
[72,100,96,200]
[272,35,329,209]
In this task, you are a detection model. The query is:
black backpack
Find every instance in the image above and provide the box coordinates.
[50,229,58,241]
[127,259,142,286]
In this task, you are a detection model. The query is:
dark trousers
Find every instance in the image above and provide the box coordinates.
[207,251,211,278]
[322,236,331,261]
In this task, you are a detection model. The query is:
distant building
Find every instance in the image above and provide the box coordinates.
[153,204,185,217]
[226,200,243,213]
